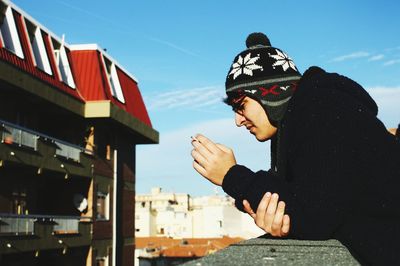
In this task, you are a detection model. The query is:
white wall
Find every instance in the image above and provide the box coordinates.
[135,189,265,239]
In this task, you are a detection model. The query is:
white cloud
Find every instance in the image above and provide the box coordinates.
[331,51,370,62]
[148,37,199,57]
[383,59,400,66]
[144,86,225,111]
[368,54,384,61]
[384,46,400,52]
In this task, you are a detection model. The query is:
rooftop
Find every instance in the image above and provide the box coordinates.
[136,236,243,258]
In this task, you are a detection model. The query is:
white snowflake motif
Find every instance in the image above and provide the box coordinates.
[229,53,263,80]
[269,49,298,72]
[244,89,257,94]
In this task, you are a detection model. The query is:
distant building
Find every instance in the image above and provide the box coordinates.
[135,188,265,240]
[136,187,192,238]
[0,1,158,265]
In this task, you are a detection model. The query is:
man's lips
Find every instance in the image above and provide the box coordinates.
[246,125,254,132]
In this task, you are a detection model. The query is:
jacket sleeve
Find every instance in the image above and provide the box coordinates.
[222,165,291,212]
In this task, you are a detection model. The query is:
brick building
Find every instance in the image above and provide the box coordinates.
[0,0,158,265]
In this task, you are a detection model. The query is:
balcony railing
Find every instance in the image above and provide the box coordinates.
[0,214,35,235]
[0,119,93,162]
[54,140,82,162]
[0,213,91,236]
[1,124,38,150]
[53,217,80,234]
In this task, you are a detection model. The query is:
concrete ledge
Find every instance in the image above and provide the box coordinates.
[183,238,360,266]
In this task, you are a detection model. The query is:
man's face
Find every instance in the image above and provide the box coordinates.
[233,96,277,142]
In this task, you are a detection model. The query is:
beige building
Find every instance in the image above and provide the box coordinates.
[135,188,264,240]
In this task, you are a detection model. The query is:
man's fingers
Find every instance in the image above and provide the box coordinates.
[255,192,271,228]
[243,200,256,219]
[195,134,220,154]
[192,160,207,178]
[281,214,290,236]
[271,201,285,235]
[192,138,213,159]
[216,143,231,153]
[191,148,208,167]
[264,193,279,232]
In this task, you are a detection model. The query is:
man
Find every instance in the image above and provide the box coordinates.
[191,32,400,265]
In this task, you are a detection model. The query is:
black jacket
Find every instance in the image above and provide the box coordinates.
[222,66,400,265]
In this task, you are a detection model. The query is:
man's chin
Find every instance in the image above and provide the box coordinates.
[254,134,269,142]
[255,133,268,142]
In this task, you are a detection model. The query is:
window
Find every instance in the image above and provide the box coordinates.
[103,56,125,103]
[51,38,76,88]
[12,187,27,214]
[0,6,24,58]
[218,220,223,228]
[25,19,52,74]
[96,191,109,220]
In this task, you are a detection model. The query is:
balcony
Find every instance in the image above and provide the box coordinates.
[1,119,92,161]
[0,119,94,177]
[0,213,90,236]
[0,213,92,255]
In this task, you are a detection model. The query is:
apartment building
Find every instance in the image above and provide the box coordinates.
[0,1,158,265]
[135,188,264,240]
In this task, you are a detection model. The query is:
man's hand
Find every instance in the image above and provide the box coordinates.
[191,134,236,186]
[243,192,290,237]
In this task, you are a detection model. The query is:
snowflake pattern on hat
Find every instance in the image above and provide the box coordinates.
[229,53,263,80]
[269,49,298,72]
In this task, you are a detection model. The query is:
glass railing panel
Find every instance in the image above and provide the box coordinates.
[1,125,38,150]
[53,217,80,234]
[0,216,35,235]
[54,141,81,162]
[21,130,38,149]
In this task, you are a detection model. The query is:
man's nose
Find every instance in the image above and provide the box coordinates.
[235,112,246,127]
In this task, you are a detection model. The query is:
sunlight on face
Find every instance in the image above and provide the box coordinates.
[234,97,277,141]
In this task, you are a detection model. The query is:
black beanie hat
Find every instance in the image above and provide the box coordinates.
[225,32,302,126]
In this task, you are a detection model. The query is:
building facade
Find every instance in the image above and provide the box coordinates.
[135,188,264,240]
[0,1,158,265]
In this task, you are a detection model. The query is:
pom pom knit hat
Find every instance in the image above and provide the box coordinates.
[225,32,302,126]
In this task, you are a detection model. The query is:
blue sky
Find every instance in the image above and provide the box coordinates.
[12,0,400,196]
